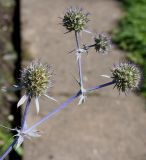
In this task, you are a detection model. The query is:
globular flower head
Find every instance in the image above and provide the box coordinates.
[21,61,54,97]
[111,62,141,93]
[94,34,111,54]
[62,7,89,32]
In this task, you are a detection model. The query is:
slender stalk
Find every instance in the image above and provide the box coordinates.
[87,81,115,92]
[21,95,31,130]
[88,44,95,48]
[24,81,115,134]
[75,31,84,90]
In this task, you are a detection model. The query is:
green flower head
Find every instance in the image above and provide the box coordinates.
[21,61,54,97]
[17,60,57,113]
[62,7,89,32]
[111,62,141,93]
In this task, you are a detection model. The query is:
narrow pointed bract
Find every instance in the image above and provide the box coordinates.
[0,124,15,131]
[44,94,58,103]
[101,75,111,78]
[83,29,93,35]
[27,129,41,138]
[17,95,28,108]
[35,97,40,114]
[78,94,86,105]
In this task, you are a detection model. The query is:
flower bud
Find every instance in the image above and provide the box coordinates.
[94,34,111,54]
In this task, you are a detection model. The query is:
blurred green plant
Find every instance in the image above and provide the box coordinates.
[0,0,15,8]
[0,129,11,160]
[113,0,146,97]
[0,128,23,158]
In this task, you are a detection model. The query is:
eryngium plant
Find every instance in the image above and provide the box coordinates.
[0,7,142,160]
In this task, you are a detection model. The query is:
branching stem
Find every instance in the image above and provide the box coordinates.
[0,81,115,160]
[24,81,115,133]
[0,96,32,160]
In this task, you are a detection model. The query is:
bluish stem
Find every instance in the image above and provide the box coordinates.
[0,81,115,160]
[24,91,81,134]
[75,31,84,91]
[87,81,115,92]
[0,95,32,160]
[24,81,115,134]
[21,95,31,130]
[0,138,18,160]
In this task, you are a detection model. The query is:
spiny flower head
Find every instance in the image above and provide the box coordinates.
[21,61,54,97]
[111,62,141,93]
[62,7,89,32]
[94,34,111,54]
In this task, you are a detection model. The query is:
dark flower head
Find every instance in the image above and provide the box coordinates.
[62,7,89,32]
[111,62,141,93]
[94,34,111,54]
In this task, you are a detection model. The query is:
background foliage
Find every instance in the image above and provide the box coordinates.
[113,0,146,97]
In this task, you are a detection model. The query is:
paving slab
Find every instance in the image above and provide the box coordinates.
[22,0,146,160]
